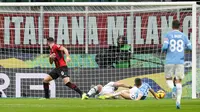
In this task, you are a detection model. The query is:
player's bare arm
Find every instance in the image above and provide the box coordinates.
[59,46,71,62]
[113,82,132,89]
[49,53,56,64]
[43,37,84,100]
[149,89,159,100]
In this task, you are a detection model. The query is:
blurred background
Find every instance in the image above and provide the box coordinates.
[0,0,199,4]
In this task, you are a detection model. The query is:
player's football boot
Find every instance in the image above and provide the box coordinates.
[98,95,112,100]
[172,87,177,99]
[176,102,180,109]
[81,93,89,100]
[98,95,106,100]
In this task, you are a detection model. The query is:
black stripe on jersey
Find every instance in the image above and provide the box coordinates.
[57,50,63,59]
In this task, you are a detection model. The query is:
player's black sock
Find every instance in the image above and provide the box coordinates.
[43,82,50,98]
[65,82,83,96]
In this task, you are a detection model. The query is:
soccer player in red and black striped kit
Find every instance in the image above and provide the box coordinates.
[42,37,85,99]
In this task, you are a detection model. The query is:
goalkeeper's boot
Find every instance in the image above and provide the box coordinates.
[172,86,177,100]
[176,102,181,109]
[98,95,106,100]
[99,95,112,100]
[82,93,89,100]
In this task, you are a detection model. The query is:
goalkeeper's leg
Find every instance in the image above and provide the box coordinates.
[82,85,103,100]
[98,90,129,99]
[120,91,132,100]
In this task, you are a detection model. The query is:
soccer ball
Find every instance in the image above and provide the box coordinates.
[156,90,166,99]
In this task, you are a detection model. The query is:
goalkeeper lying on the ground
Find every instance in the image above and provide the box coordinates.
[105,78,159,100]
[82,81,132,100]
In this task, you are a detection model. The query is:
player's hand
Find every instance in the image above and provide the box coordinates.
[49,53,56,59]
[66,56,71,62]
[156,97,159,100]
[155,96,159,100]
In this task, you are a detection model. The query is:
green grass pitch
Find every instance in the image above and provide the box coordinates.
[0,98,200,112]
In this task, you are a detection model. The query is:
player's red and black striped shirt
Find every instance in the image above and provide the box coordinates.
[50,44,66,68]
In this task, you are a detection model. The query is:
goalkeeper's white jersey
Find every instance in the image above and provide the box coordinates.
[99,82,115,95]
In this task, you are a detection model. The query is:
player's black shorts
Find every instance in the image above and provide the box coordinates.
[49,66,69,79]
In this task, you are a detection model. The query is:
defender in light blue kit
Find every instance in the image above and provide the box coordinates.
[162,20,192,109]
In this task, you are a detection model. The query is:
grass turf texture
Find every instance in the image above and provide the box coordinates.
[0,99,200,112]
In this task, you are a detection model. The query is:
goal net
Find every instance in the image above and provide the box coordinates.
[0,2,197,98]
[196,5,200,98]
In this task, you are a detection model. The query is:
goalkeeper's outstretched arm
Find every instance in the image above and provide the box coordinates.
[113,82,132,89]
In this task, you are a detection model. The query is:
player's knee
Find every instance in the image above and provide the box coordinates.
[165,77,173,80]
[120,92,129,99]
[63,77,70,84]
[43,79,49,83]
[175,79,182,83]
[119,90,127,96]
[175,75,183,83]
[43,75,53,83]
